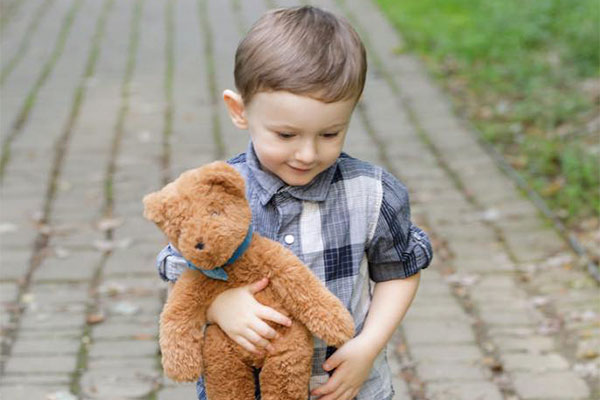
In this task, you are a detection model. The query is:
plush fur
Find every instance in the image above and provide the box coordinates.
[143,161,355,400]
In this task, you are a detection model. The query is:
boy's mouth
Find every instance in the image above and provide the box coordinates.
[288,165,313,173]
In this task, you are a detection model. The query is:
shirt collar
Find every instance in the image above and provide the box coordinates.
[245,140,339,206]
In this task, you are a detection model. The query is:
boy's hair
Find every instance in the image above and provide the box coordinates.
[234,6,367,107]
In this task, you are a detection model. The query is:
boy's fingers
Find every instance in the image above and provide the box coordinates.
[311,376,341,398]
[245,328,271,349]
[248,277,269,294]
[235,336,262,355]
[315,380,346,400]
[323,352,343,371]
[259,306,292,327]
[251,319,279,340]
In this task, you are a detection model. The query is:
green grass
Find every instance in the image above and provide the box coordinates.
[376,0,599,226]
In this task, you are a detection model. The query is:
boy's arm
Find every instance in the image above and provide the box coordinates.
[157,243,187,282]
[357,271,420,356]
[311,272,421,399]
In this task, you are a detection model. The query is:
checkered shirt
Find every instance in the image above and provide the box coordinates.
[156,141,433,400]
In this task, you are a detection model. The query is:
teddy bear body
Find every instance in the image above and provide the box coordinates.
[143,161,355,400]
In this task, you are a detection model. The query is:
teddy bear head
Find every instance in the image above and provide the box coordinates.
[143,161,252,270]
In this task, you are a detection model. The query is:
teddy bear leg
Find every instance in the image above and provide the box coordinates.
[259,323,314,400]
[203,325,256,400]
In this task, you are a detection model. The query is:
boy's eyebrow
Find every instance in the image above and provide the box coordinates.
[268,122,347,131]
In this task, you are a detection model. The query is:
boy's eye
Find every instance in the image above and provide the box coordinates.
[322,132,340,138]
[276,132,295,139]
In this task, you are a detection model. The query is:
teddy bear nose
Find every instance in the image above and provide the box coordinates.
[195,242,204,250]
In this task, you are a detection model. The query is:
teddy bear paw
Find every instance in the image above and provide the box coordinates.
[162,348,203,382]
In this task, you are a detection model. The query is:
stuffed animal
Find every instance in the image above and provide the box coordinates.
[143,161,355,400]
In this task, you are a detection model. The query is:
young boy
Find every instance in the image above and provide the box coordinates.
[156,6,432,400]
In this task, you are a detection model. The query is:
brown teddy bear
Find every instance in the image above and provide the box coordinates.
[143,161,355,400]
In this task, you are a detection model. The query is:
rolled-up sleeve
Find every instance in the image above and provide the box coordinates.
[367,170,433,282]
[156,243,187,282]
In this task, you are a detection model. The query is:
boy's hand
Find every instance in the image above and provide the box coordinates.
[311,335,378,400]
[206,278,292,355]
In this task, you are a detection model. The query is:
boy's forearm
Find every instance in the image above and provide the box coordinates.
[358,271,421,358]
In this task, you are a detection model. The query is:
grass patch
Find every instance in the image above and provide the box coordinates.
[376,0,599,226]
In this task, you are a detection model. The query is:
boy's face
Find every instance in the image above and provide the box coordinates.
[225,90,356,186]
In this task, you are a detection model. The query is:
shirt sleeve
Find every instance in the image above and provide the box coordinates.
[156,243,187,282]
[367,169,433,282]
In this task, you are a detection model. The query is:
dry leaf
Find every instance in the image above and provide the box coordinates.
[86,312,105,325]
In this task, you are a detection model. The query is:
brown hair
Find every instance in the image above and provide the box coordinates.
[234,6,367,107]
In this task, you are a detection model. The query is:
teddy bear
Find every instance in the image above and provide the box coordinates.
[143,161,355,400]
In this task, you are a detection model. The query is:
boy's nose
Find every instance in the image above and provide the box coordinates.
[295,142,317,164]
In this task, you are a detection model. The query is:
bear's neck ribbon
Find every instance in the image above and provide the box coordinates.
[185,225,254,281]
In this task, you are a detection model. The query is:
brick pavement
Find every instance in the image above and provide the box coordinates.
[0,0,597,399]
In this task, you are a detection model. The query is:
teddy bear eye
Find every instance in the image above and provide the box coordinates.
[211,211,220,217]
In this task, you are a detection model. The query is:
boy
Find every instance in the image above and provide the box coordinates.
[156,6,432,400]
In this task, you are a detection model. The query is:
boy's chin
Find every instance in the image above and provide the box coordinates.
[279,170,320,187]
[280,175,315,187]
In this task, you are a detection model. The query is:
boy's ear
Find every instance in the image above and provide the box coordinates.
[223,89,248,130]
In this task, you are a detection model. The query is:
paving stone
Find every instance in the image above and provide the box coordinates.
[425,381,503,400]
[80,368,161,399]
[4,355,78,374]
[0,251,31,281]
[87,339,158,358]
[33,251,100,281]
[416,362,489,381]
[478,309,537,326]
[19,310,85,330]
[87,356,158,370]
[92,320,157,340]
[158,384,198,400]
[492,336,555,354]
[404,302,472,322]
[410,344,483,363]
[404,320,476,344]
[0,373,71,385]
[0,385,72,400]
[502,353,570,372]
[512,371,590,399]
[11,337,81,355]
[0,282,19,302]
[470,287,527,304]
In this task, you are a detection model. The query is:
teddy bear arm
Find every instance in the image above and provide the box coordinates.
[160,269,212,381]
[268,255,355,347]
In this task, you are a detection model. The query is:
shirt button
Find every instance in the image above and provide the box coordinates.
[284,234,295,245]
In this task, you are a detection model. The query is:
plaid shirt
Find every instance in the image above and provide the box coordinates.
[156,141,433,400]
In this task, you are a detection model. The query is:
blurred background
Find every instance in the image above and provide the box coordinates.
[376,0,600,265]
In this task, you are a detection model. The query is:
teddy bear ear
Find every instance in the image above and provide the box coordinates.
[142,191,167,224]
[201,161,246,198]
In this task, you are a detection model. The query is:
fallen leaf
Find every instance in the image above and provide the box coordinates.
[86,312,105,325]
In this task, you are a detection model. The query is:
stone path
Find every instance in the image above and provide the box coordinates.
[0,0,598,399]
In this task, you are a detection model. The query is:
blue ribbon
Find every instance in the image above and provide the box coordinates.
[184,225,254,281]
